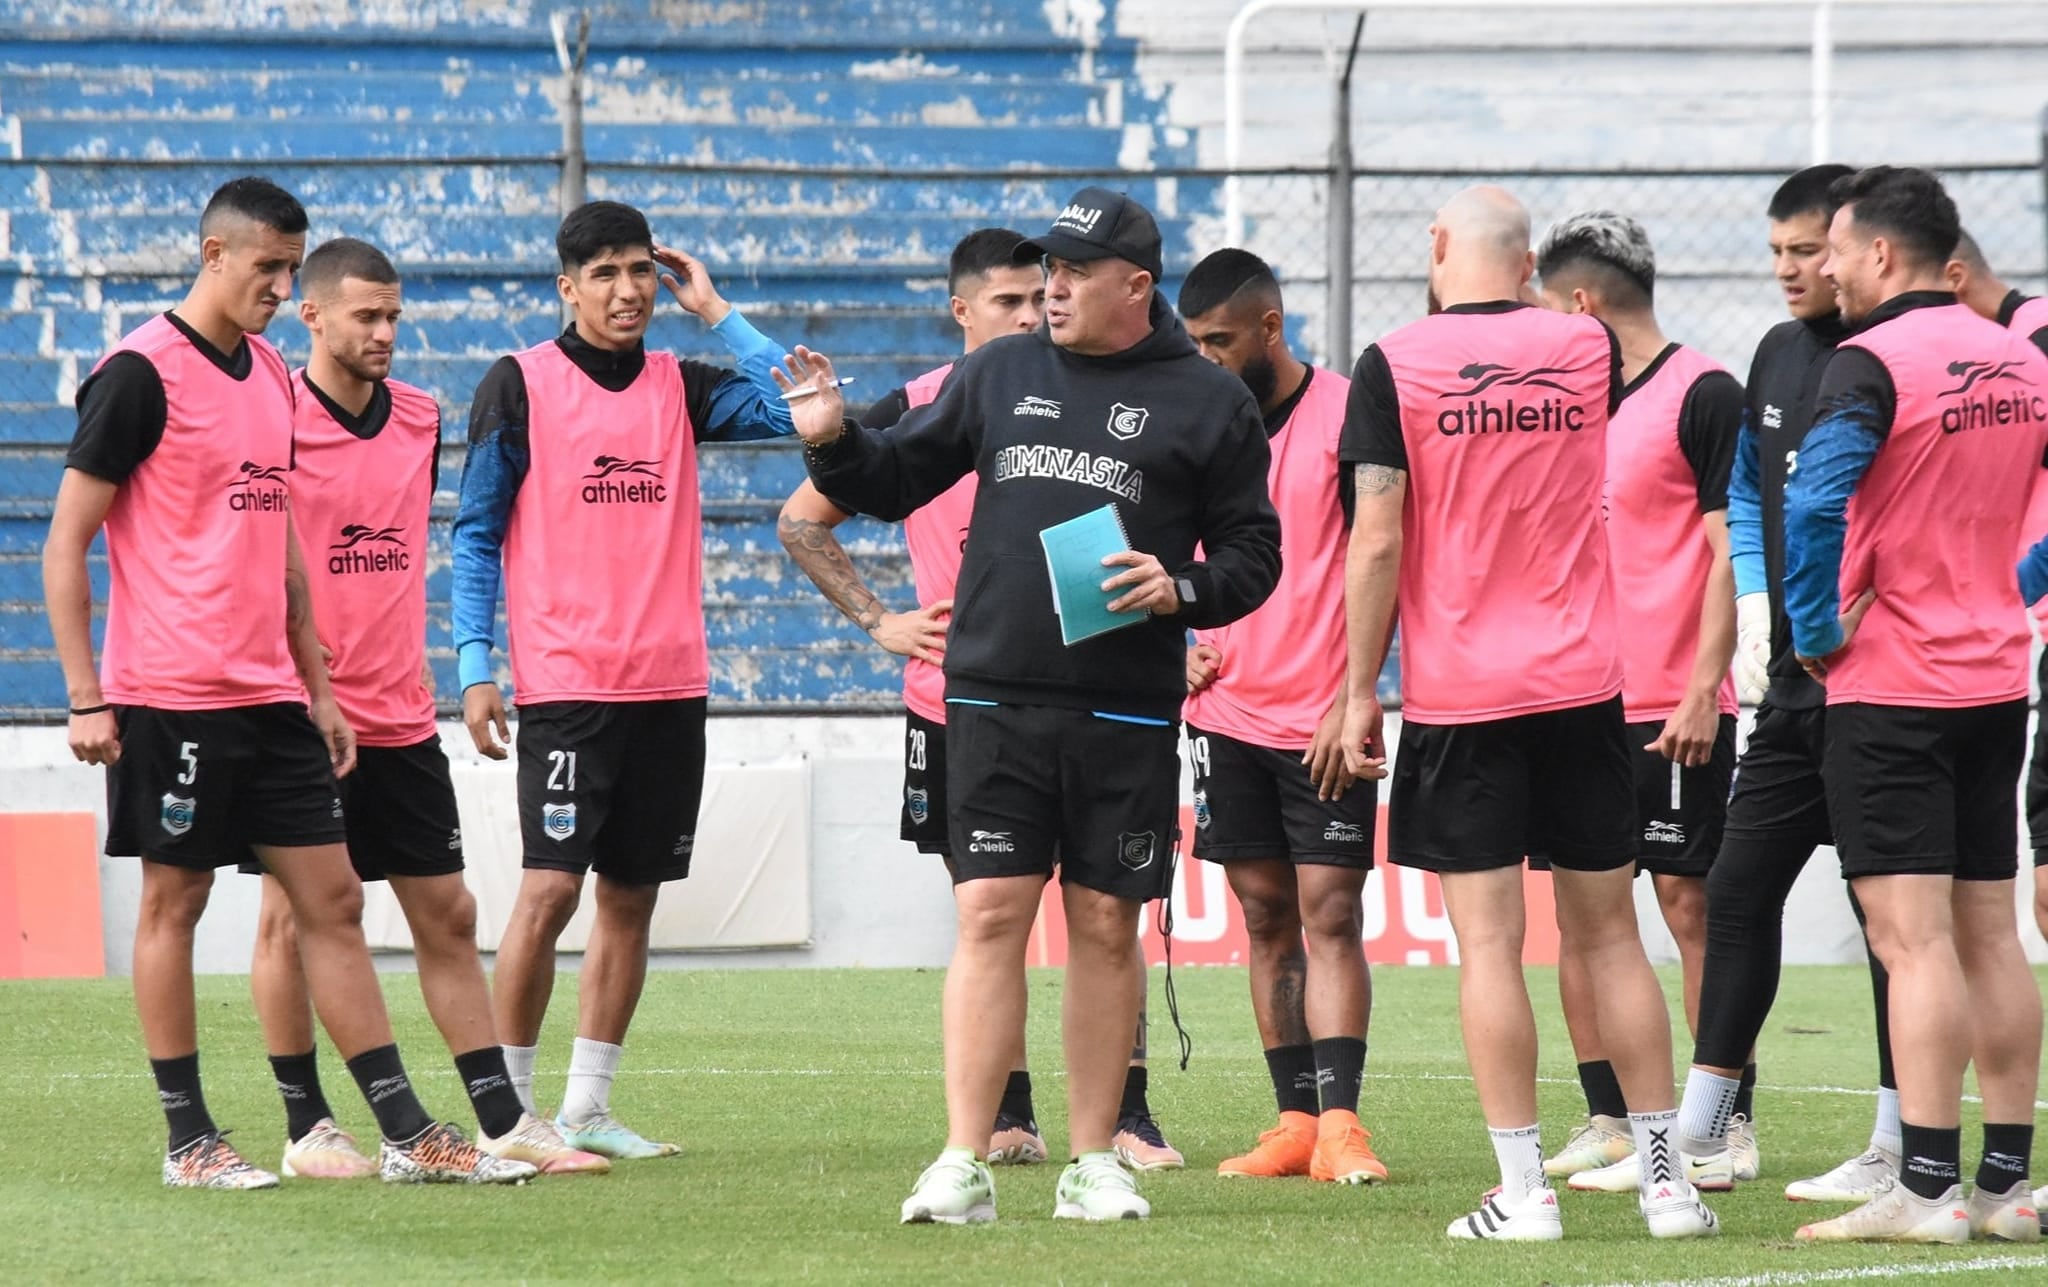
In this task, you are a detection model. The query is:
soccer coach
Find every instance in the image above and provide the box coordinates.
[778,188,1282,1225]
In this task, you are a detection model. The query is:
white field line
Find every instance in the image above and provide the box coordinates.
[1588,1255,2044,1287]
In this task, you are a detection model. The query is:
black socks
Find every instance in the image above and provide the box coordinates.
[151,1053,217,1152]
[345,1043,433,1143]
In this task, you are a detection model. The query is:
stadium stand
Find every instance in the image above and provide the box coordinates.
[0,0,1202,713]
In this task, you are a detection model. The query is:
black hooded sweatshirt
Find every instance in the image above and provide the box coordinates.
[806,292,1282,721]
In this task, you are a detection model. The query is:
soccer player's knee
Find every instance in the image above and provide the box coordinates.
[1300,883,1364,944]
[319,877,366,930]
[141,869,213,929]
[1657,879,1709,942]
[418,884,479,951]
[1237,887,1302,942]
[254,890,299,957]
[955,889,1038,945]
[521,875,584,929]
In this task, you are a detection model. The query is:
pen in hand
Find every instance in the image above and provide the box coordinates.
[782,377,857,403]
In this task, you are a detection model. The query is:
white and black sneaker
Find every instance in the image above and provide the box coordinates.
[1447,1187,1564,1241]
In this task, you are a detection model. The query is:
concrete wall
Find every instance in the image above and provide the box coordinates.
[11,711,2041,978]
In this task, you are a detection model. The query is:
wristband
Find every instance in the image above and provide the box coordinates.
[69,703,112,716]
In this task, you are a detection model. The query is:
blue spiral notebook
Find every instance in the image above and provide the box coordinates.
[1039,503,1144,646]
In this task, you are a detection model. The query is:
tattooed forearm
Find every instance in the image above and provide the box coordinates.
[1270,944,1310,1047]
[778,513,886,634]
[1354,462,1405,496]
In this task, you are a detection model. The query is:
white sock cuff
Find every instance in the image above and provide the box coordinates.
[1873,1086,1903,1156]
[1676,1068,1740,1154]
[570,1037,623,1078]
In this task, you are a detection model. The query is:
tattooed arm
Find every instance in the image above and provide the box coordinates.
[1339,461,1406,781]
[286,517,356,776]
[777,479,950,663]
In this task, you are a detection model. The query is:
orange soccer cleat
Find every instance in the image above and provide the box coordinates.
[1309,1109,1389,1185]
[1217,1110,1317,1179]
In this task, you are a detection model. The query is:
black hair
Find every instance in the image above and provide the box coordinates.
[300,236,399,298]
[1828,165,1961,269]
[199,176,308,238]
[557,200,654,274]
[1176,247,1281,320]
[1535,210,1656,308]
[1767,163,1856,223]
[947,228,1029,295]
[1950,228,1989,272]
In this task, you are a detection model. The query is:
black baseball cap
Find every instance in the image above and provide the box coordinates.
[1014,186,1164,281]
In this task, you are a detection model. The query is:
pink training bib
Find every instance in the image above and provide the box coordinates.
[1828,302,2048,707]
[1185,368,1352,749]
[96,316,302,710]
[897,363,975,724]
[1377,307,1622,724]
[290,371,440,745]
[503,342,707,703]
[1605,345,1740,724]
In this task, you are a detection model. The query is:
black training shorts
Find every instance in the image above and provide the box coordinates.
[1722,700,1832,847]
[1388,697,1634,874]
[945,701,1178,901]
[1824,699,2025,882]
[1628,715,1737,877]
[1187,724,1376,868]
[239,735,464,882]
[900,710,950,855]
[106,703,346,868]
[516,697,706,885]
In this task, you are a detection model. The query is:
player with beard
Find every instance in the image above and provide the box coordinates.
[242,238,605,1180]
[1175,249,1384,1186]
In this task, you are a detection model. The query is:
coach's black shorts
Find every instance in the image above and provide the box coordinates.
[945,702,1178,901]
[900,710,950,855]
[1824,699,2025,882]
[1628,715,1737,877]
[1722,700,1831,846]
[106,703,345,868]
[516,697,706,885]
[1186,724,1376,868]
[241,736,464,883]
[1389,698,1634,874]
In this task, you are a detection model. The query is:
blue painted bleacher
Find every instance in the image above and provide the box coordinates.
[0,1,1230,716]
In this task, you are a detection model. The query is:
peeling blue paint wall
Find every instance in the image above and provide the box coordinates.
[0,0,1230,714]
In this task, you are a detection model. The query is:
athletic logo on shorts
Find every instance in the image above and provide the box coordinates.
[1117,830,1156,870]
[447,828,462,851]
[1645,820,1686,845]
[1106,403,1149,441]
[159,792,195,837]
[968,829,1014,854]
[1192,790,1210,832]
[1323,820,1366,844]
[331,797,343,819]
[906,787,930,826]
[542,801,577,841]
[672,834,694,858]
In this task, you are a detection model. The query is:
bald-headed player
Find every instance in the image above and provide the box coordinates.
[244,237,605,1179]
[1341,186,1717,1242]
[1531,213,1746,1196]
[1175,249,1385,1187]
[45,178,518,1187]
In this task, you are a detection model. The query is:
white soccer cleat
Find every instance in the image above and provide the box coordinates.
[480,1112,611,1175]
[378,1121,537,1185]
[1567,1150,1732,1193]
[1543,1114,1633,1178]
[1965,1180,2041,1243]
[1795,1177,1969,1243]
[1641,1180,1721,1239]
[1054,1150,1150,1221]
[1785,1146,1897,1202]
[1726,1112,1761,1182]
[1447,1186,1565,1241]
[899,1149,996,1225]
[280,1118,377,1180]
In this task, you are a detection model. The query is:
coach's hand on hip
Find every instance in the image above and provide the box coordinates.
[464,681,512,761]
[772,346,847,445]
[1102,550,1177,615]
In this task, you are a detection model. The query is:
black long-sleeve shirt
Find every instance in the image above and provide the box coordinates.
[805,293,1282,720]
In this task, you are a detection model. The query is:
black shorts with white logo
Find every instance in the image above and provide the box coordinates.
[1627,715,1737,877]
[900,710,950,855]
[241,736,465,883]
[515,697,706,885]
[945,702,1178,901]
[1186,724,1376,868]
[1389,697,1634,874]
[1722,700,1832,847]
[105,703,346,869]
[1824,699,2025,882]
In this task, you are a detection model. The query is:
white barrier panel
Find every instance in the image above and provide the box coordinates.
[361,758,813,953]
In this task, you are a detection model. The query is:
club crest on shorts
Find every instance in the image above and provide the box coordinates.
[1117,830,1157,870]
[160,792,195,837]
[1192,790,1210,831]
[906,786,930,826]
[1106,403,1149,441]
[542,801,576,842]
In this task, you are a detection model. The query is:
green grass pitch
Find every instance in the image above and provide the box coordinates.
[1,965,2044,1284]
